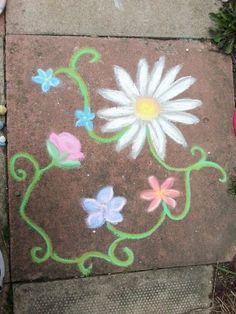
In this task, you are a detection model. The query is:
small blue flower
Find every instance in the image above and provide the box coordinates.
[81,186,127,229]
[75,107,95,131]
[32,68,60,93]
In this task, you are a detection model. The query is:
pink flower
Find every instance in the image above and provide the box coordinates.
[49,132,84,161]
[140,176,180,212]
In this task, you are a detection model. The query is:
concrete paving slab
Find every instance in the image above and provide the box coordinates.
[0,36,9,283]
[13,266,213,314]
[6,35,235,282]
[6,0,220,38]
[0,14,5,37]
[0,149,9,284]
[0,284,13,314]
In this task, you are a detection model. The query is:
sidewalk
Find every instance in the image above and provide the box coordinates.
[1,1,235,313]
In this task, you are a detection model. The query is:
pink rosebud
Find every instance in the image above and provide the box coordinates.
[49,132,84,161]
[233,109,236,136]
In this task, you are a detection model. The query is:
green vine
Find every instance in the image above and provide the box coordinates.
[10,48,228,276]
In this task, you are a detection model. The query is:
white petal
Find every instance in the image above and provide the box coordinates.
[130,126,147,159]
[101,116,137,133]
[153,64,182,99]
[148,120,166,159]
[136,59,149,96]
[147,56,165,96]
[158,76,196,103]
[98,107,134,120]
[158,117,187,147]
[98,89,131,106]
[116,122,140,152]
[114,65,139,100]
[161,99,202,112]
[161,112,200,124]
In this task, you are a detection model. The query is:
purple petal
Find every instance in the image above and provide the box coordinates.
[86,212,105,229]
[108,196,127,212]
[96,186,114,204]
[81,198,100,213]
[104,211,123,224]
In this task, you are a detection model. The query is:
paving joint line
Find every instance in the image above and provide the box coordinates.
[11,263,214,286]
[5,32,213,42]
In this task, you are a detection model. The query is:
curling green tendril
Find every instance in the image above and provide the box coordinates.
[10,48,228,276]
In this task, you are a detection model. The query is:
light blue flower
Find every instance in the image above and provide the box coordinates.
[75,107,95,131]
[32,68,60,93]
[81,186,127,229]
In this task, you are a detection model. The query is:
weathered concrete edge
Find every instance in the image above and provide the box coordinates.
[0,284,13,314]
[5,0,221,39]
[0,34,10,285]
[13,265,214,313]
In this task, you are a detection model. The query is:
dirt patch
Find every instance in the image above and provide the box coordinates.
[211,259,236,313]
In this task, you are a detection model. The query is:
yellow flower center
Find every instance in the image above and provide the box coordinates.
[155,190,165,199]
[135,97,160,121]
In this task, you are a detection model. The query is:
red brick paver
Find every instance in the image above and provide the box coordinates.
[6,35,236,281]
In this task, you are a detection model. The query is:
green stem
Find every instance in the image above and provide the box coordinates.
[107,238,135,267]
[148,133,227,182]
[52,251,112,276]
[217,266,236,276]
[162,171,191,221]
[55,66,129,144]
[9,153,55,263]
[148,135,206,172]
[69,47,101,69]
[54,67,90,107]
[87,128,128,144]
[107,211,166,239]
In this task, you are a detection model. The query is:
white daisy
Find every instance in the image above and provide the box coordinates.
[97,57,202,159]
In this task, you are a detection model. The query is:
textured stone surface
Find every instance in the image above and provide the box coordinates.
[6,0,220,38]
[0,37,9,283]
[13,266,213,314]
[0,14,5,36]
[0,284,13,314]
[6,35,235,282]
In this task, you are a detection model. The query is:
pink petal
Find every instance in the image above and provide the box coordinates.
[49,132,84,161]
[148,176,160,191]
[58,132,82,152]
[161,177,175,190]
[68,151,85,161]
[146,198,161,212]
[49,133,60,149]
[140,190,156,200]
[164,197,177,208]
[165,189,180,198]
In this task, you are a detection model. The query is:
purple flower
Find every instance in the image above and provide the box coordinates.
[81,186,127,229]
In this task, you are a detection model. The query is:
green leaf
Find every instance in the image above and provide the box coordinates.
[217,39,226,48]
[209,12,220,23]
[46,140,60,161]
[220,11,230,21]
[213,33,223,43]
[224,38,235,54]
[58,160,81,169]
